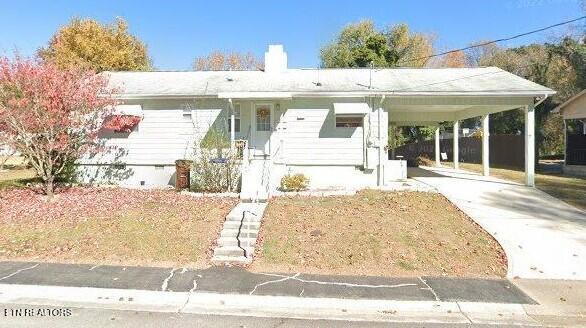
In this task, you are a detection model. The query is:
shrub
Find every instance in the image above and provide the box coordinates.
[280,173,310,192]
[190,149,239,192]
[415,154,434,167]
[190,127,239,193]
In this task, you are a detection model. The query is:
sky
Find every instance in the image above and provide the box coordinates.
[0,0,583,70]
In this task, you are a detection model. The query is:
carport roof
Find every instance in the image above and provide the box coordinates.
[105,67,555,98]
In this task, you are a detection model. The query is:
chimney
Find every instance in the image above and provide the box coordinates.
[264,45,287,73]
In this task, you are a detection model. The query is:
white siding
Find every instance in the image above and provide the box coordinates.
[76,97,393,188]
[79,99,228,165]
[280,99,367,165]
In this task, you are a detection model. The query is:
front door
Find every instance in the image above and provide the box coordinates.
[252,103,272,157]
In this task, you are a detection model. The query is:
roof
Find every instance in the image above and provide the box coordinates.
[553,89,586,113]
[104,67,555,98]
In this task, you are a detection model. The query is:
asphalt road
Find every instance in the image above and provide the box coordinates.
[0,304,535,328]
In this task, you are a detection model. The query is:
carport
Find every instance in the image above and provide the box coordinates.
[382,68,555,187]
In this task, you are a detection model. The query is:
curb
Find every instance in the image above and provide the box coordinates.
[0,283,540,325]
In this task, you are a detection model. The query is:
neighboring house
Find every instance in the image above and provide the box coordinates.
[77,45,554,199]
[554,89,586,177]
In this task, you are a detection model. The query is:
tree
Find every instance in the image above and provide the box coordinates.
[320,21,433,68]
[321,21,435,146]
[466,36,586,157]
[436,50,468,68]
[39,17,151,72]
[193,51,263,71]
[541,112,564,156]
[465,41,501,67]
[0,56,117,197]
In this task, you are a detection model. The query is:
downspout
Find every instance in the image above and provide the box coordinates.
[532,94,548,168]
[228,98,235,151]
[378,95,386,186]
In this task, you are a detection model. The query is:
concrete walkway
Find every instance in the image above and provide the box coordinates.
[410,166,586,280]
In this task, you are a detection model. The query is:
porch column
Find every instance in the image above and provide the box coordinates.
[434,126,440,167]
[524,104,535,186]
[453,120,459,169]
[229,99,235,151]
[482,114,490,176]
[389,125,396,160]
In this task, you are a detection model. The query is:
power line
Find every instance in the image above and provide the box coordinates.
[394,15,586,66]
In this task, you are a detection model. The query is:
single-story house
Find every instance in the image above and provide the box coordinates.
[77,45,555,200]
[554,89,586,177]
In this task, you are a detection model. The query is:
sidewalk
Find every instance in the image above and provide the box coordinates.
[0,261,584,326]
[0,261,532,303]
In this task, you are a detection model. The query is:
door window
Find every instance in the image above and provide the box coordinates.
[256,105,271,131]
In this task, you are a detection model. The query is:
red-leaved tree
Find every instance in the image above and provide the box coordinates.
[0,56,117,197]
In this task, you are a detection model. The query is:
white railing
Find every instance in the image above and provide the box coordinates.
[257,157,271,202]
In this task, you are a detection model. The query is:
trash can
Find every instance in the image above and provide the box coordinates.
[175,159,193,190]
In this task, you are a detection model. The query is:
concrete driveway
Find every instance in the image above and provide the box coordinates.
[410,166,586,280]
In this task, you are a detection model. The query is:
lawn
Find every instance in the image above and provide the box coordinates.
[0,167,38,190]
[443,162,586,211]
[251,190,507,278]
[0,186,237,267]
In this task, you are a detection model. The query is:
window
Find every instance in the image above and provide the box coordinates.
[335,116,363,128]
[256,105,271,131]
[228,103,241,133]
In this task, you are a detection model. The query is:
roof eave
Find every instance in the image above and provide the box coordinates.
[553,89,586,113]
[112,90,555,99]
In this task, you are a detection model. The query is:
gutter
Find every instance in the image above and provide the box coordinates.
[377,95,386,186]
[534,94,549,108]
[110,91,556,100]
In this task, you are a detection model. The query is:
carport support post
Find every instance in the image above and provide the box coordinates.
[434,126,440,167]
[524,104,535,187]
[482,114,490,176]
[453,120,459,169]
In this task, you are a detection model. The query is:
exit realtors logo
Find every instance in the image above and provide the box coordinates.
[3,307,72,317]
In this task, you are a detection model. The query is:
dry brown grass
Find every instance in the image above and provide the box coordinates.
[0,187,237,268]
[445,162,586,211]
[0,168,37,190]
[251,190,506,278]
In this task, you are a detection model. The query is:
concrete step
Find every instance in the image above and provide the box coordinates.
[220,228,258,238]
[222,220,261,229]
[217,236,257,247]
[225,216,262,223]
[225,203,266,221]
[213,246,255,258]
[225,213,262,222]
[211,255,252,265]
